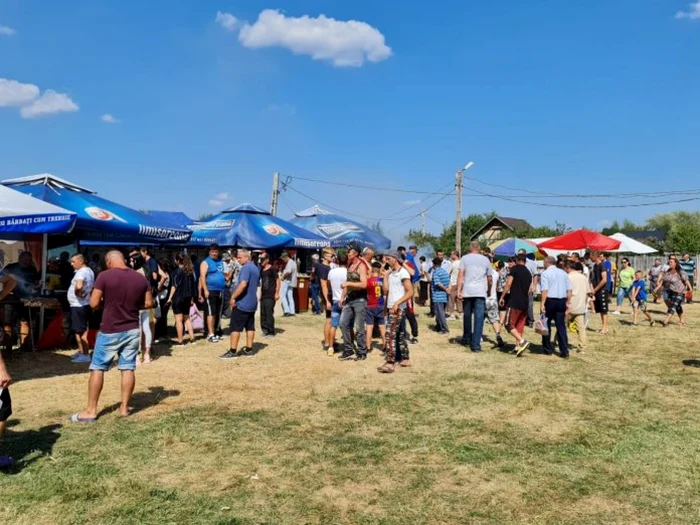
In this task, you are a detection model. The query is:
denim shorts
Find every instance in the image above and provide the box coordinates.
[331,302,343,328]
[89,329,141,372]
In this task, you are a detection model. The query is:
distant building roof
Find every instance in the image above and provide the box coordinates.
[470,216,533,240]
[623,230,666,242]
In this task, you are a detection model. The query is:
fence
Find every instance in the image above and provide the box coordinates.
[625,254,699,288]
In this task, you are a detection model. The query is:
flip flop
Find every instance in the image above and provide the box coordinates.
[69,413,96,424]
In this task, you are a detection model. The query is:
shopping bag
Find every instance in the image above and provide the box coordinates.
[190,304,204,331]
[534,314,549,336]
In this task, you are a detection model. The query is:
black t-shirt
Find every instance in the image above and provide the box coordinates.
[172,267,195,301]
[507,264,532,311]
[4,262,40,299]
[316,263,331,300]
[590,262,606,289]
[260,267,277,299]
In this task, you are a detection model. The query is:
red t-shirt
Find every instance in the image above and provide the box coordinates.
[366,276,385,308]
[94,268,150,334]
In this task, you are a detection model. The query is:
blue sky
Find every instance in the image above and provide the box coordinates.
[1,0,699,242]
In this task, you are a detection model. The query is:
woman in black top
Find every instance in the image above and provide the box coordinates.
[167,253,197,346]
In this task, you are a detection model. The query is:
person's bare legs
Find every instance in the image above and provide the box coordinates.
[365,324,374,352]
[120,370,135,416]
[633,307,639,325]
[508,328,523,343]
[600,314,608,333]
[229,331,241,351]
[174,313,184,343]
[378,325,386,351]
[19,321,29,347]
[246,330,254,348]
[184,315,194,341]
[207,316,215,337]
[75,330,89,355]
[78,370,105,419]
[324,318,332,347]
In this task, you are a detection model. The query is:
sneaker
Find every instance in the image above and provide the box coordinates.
[172,342,187,348]
[516,340,530,357]
[338,352,355,361]
[70,351,82,359]
[611,311,621,316]
[409,338,418,345]
[72,353,92,364]
[218,350,238,360]
[236,347,256,358]
[356,354,367,361]
[322,344,330,352]
[327,346,335,356]
[207,335,218,344]
[496,335,505,348]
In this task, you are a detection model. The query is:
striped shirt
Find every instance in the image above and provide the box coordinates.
[679,258,696,281]
[430,267,450,303]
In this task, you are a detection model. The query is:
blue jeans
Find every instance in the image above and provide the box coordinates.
[435,301,449,333]
[281,281,295,314]
[310,283,321,314]
[90,329,140,371]
[617,286,632,307]
[461,297,486,351]
[339,298,367,357]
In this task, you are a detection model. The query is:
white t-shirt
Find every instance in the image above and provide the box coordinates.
[388,267,411,309]
[328,267,347,302]
[420,261,431,282]
[458,253,491,298]
[283,259,298,287]
[67,266,95,307]
[449,260,460,286]
[488,268,498,300]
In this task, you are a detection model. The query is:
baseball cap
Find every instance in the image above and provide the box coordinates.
[346,243,362,253]
[385,251,402,260]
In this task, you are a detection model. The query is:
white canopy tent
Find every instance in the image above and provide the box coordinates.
[609,233,658,254]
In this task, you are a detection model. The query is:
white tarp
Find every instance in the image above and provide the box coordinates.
[609,233,658,254]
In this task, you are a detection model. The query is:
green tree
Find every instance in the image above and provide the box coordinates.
[407,212,496,253]
[648,211,700,254]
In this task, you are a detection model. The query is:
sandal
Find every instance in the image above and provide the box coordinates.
[596,330,608,335]
[69,413,96,424]
[399,360,412,368]
[377,363,395,374]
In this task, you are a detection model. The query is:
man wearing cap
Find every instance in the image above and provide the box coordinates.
[280,253,297,317]
[339,244,371,361]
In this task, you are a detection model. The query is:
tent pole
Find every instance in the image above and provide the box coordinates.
[39,233,48,337]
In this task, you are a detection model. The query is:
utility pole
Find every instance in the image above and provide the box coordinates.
[421,211,427,235]
[455,170,463,256]
[455,161,473,256]
[270,172,280,216]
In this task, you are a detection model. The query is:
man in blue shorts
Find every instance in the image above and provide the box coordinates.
[327,254,348,356]
[70,251,152,423]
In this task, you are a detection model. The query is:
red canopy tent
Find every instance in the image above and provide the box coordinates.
[537,229,621,252]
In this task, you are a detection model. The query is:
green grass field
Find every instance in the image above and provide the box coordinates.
[1,301,700,524]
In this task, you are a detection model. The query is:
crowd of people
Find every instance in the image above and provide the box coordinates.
[0,241,696,458]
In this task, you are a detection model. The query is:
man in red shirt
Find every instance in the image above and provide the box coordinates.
[365,261,386,352]
[71,251,153,423]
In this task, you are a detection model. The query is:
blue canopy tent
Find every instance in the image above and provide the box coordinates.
[2,174,192,245]
[0,185,76,235]
[188,203,328,249]
[288,205,391,249]
[143,210,194,229]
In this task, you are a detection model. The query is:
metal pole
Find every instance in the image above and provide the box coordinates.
[270,172,280,216]
[421,211,426,235]
[455,170,463,256]
[39,233,48,339]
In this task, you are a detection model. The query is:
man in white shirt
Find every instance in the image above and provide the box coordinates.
[327,254,348,355]
[456,242,493,352]
[378,252,413,374]
[446,251,462,320]
[540,256,573,358]
[280,253,297,317]
[67,254,95,364]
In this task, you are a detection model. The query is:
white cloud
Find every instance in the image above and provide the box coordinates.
[0,78,40,107]
[0,78,79,119]
[266,103,296,116]
[209,199,224,207]
[20,90,79,119]
[101,113,120,124]
[238,9,392,67]
[676,1,700,19]
[215,11,239,31]
[0,25,16,36]
[208,192,230,207]
[214,192,229,201]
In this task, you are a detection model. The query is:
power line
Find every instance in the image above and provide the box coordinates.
[288,175,454,196]
[463,187,700,208]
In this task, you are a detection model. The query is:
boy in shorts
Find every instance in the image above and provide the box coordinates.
[631,270,654,326]
[365,262,386,352]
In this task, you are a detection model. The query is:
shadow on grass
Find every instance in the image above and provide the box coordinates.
[8,351,90,383]
[1,422,62,474]
[97,386,181,418]
[682,359,700,368]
